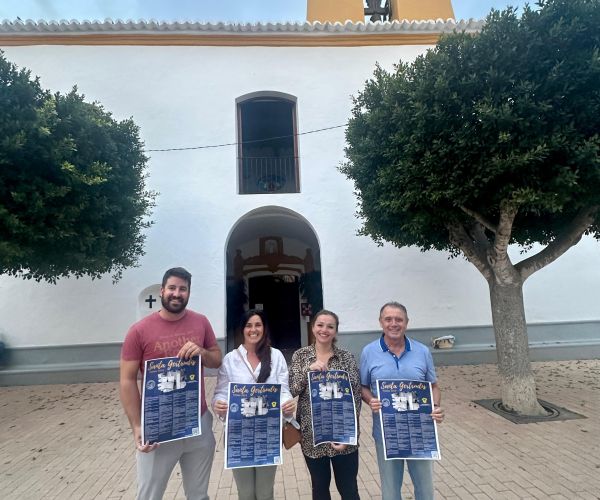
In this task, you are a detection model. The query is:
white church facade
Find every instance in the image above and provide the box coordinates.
[1,0,598,384]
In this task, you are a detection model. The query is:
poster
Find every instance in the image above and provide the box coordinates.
[308,370,357,446]
[141,356,201,445]
[376,379,441,460]
[225,383,282,469]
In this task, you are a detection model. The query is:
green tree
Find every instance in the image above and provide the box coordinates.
[0,51,155,282]
[342,0,600,415]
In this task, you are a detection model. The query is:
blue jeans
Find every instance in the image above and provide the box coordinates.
[374,438,434,500]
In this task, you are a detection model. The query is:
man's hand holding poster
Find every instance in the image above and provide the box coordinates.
[141,356,201,444]
[376,379,441,460]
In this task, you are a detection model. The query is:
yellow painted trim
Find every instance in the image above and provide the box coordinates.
[390,0,455,21]
[307,0,364,24]
[0,33,442,47]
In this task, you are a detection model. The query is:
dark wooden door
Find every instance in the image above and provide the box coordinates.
[248,275,301,350]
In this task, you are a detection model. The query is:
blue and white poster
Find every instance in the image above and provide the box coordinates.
[308,370,357,446]
[141,356,201,444]
[376,379,441,460]
[225,383,282,469]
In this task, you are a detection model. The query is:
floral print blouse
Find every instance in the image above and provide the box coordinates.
[289,344,361,458]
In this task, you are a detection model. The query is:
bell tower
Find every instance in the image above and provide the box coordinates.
[306,0,455,23]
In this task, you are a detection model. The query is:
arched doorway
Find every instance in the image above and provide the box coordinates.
[225,207,323,358]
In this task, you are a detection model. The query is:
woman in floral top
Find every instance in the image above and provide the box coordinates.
[289,309,361,500]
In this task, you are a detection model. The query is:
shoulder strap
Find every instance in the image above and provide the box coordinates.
[236,347,257,382]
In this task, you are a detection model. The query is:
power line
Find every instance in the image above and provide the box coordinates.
[144,124,346,152]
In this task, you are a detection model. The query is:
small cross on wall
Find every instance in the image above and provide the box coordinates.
[145,294,157,309]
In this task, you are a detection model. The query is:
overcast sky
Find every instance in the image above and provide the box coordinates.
[0,0,534,23]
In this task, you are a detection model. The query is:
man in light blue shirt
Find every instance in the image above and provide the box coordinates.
[360,302,445,500]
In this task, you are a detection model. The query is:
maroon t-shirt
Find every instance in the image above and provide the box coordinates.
[121,310,217,415]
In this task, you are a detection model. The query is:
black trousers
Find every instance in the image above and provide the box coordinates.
[304,450,360,500]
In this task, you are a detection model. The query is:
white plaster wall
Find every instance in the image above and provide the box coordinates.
[1,43,599,347]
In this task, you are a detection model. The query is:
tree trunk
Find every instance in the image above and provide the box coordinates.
[488,281,547,416]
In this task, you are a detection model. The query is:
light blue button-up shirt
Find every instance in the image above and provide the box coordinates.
[360,335,437,439]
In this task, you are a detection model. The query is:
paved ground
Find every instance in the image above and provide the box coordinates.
[1,359,598,500]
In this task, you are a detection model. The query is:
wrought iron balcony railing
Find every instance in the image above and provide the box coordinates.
[239,156,299,194]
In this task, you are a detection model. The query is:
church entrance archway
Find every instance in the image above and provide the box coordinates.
[225,206,322,357]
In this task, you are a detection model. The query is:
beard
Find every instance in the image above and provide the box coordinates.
[161,294,189,314]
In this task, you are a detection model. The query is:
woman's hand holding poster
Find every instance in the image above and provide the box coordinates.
[308,370,357,446]
[225,383,282,469]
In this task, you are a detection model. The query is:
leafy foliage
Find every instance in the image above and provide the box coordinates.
[0,51,155,282]
[343,0,600,256]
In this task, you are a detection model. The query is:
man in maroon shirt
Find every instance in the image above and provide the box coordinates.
[120,267,222,500]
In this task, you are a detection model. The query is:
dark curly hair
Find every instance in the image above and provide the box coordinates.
[161,267,192,288]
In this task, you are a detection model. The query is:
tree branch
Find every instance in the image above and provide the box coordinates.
[459,205,497,234]
[516,205,599,281]
[468,222,491,250]
[493,200,518,260]
[447,222,493,281]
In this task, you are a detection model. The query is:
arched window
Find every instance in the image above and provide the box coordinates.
[236,92,299,194]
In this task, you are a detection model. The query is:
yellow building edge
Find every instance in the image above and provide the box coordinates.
[390,0,455,21]
[307,0,365,24]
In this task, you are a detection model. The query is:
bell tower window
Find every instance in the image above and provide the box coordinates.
[237,92,299,194]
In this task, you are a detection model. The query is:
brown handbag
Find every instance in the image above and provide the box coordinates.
[282,418,301,449]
